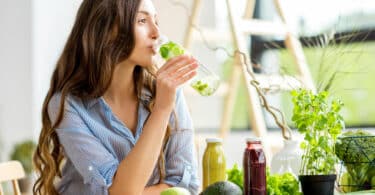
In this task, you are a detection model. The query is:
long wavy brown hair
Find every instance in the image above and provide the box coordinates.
[33,0,171,194]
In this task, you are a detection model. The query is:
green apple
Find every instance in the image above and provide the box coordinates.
[160,187,191,195]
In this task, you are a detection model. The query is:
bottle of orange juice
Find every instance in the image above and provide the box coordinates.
[202,138,226,189]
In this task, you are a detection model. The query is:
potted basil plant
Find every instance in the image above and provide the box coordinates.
[291,89,344,195]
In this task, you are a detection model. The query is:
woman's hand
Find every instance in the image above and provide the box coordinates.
[154,54,198,113]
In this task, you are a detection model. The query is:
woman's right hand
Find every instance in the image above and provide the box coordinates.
[153,54,198,113]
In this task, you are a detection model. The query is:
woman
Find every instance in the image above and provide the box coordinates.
[33,0,200,194]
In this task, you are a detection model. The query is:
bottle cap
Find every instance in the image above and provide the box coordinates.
[246,137,261,143]
[206,138,223,143]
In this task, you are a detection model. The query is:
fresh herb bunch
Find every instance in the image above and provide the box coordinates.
[291,89,344,175]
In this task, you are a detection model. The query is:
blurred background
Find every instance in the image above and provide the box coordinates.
[0,0,374,192]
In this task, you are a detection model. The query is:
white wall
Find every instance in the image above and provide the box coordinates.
[0,0,33,160]
[31,0,82,139]
[0,0,82,160]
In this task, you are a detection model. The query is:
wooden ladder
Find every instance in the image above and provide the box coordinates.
[183,0,315,141]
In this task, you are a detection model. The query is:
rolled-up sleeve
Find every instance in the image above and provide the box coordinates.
[49,94,119,194]
[164,89,200,194]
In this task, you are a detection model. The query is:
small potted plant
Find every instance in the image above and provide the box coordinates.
[291,89,344,195]
[10,140,37,193]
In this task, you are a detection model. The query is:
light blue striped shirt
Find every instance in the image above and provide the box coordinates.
[48,88,199,195]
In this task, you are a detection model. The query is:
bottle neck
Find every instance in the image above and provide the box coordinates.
[283,140,298,149]
[207,142,222,147]
[246,141,262,149]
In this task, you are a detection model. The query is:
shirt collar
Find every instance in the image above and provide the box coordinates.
[85,97,101,109]
[85,87,153,110]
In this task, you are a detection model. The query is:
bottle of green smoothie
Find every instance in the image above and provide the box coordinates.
[202,138,227,190]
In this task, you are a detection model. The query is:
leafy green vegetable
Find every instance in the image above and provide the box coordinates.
[226,165,301,194]
[226,164,243,190]
[335,130,375,192]
[291,89,344,175]
[266,167,302,195]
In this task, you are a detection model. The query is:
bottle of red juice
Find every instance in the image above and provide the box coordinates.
[243,137,266,195]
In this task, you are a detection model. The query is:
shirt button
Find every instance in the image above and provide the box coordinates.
[88,166,93,171]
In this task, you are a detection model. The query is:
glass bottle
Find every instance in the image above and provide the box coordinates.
[202,138,227,189]
[277,158,295,175]
[243,137,267,195]
[156,36,220,96]
[271,139,302,175]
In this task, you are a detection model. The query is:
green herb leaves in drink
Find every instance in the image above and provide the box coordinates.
[191,80,215,96]
[159,41,185,60]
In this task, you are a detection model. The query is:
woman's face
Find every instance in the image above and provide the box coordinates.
[127,0,160,68]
